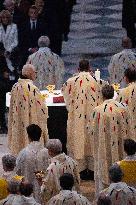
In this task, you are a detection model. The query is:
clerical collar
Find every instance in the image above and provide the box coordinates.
[39,47,51,52]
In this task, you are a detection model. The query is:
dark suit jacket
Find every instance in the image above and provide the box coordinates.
[18,18,49,50]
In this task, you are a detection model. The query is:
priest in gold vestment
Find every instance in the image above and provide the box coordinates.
[117,66,136,139]
[88,85,133,195]
[8,64,48,155]
[61,60,105,171]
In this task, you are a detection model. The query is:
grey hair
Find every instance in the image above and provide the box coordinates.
[2,154,16,169]
[22,64,35,77]
[46,139,62,154]
[109,164,123,183]
[38,36,50,48]
[8,180,20,194]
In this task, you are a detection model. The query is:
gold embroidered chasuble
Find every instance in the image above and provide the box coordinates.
[89,99,133,194]
[8,79,48,155]
[61,72,105,171]
[117,82,136,139]
[47,190,91,205]
[27,47,65,90]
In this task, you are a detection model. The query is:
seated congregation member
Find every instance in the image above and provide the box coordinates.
[117,139,136,188]
[12,182,40,205]
[47,173,91,205]
[88,85,133,195]
[1,154,16,181]
[97,195,111,205]
[0,180,20,204]
[100,164,136,205]
[0,154,23,200]
[37,139,80,203]
[117,66,136,139]
[0,10,18,88]
[27,36,64,90]
[8,64,48,155]
[108,37,136,88]
[61,59,106,172]
[15,124,49,202]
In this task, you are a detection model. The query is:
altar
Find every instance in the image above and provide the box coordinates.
[6,90,68,153]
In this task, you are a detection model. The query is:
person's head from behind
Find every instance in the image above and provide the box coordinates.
[97,194,111,205]
[124,139,136,156]
[122,37,132,49]
[46,139,62,157]
[7,180,20,194]
[109,164,123,183]
[0,10,12,25]
[124,65,136,84]
[28,5,39,20]
[78,59,90,72]
[60,173,74,191]
[26,124,42,142]
[38,36,50,48]
[22,64,37,81]
[102,85,114,100]
[3,0,15,13]
[19,182,33,197]
[2,154,16,172]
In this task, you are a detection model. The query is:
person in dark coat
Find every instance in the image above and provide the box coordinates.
[122,0,136,47]
[0,43,10,134]
[18,5,48,66]
[43,0,67,55]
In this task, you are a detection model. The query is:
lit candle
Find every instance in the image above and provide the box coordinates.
[95,69,100,80]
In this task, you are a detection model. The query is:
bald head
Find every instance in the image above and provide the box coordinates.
[122,37,132,49]
[22,64,36,81]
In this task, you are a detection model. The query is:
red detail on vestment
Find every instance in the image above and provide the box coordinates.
[121,112,124,118]
[23,95,26,101]
[116,192,119,200]
[48,60,51,65]
[114,126,116,131]
[37,101,41,105]
[110,106,112,112]
[16,106,18,112]
[80,80,82,87]
[91,86,95,92]
[82,100,83,104]
[69,85,71,94]
[125,99,128,105]
[98,113,100,124]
